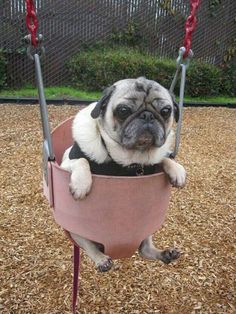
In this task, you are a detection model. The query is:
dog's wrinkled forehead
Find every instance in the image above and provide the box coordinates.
[90,77,176,120]
[111,77,172,107]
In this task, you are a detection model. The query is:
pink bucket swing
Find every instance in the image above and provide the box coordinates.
[24,0,200,312]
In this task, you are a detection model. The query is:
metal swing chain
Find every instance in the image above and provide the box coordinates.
[25,0,54,185]
[25,0,45,59]
[25,0,38,47]
[183,0,201,58]
[170,0,200,158]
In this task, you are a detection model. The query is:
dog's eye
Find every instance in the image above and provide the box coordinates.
[160,106,172,119]
[115,105,132,119]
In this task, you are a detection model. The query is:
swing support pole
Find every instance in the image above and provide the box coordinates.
[24,0,54,184]
[24,33,55,183]
[170,47,193,158]
[34,53,54,161]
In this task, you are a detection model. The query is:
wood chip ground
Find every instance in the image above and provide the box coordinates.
[0,105,235,314]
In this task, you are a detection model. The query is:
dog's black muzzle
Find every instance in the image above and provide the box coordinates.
[121,109,166,150]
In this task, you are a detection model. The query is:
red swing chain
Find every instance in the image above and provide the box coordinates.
[25,0,38,47]
[183,0,200,58]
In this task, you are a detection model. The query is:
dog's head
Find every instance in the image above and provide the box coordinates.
[91,77,178,151]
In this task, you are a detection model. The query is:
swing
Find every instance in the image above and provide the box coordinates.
[24,0,200,312]
[44,115,173,258]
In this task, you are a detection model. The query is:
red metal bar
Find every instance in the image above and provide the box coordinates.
[72,245,80,314]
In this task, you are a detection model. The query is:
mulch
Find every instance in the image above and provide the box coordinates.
[0,104,235,314]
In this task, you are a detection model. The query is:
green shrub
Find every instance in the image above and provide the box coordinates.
[67,47,176,91]
[67,47,230,97]
[186,61,222,97]
[219,61,236,96]
[0,50,7,90]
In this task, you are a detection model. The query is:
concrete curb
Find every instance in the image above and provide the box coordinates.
[0,97,235,108]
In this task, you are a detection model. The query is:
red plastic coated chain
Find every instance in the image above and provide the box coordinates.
[183,0,200,57]
[25,0,38,47]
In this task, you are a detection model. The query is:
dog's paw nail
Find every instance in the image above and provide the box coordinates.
[170,179,177,187]
[171,179,186,188]
[97,258,113,272]
[69,183,91,200]
[161,248,181,264]
[69,186,76,197]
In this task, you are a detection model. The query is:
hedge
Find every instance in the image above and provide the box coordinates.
[0,50,7,90]
[67,47,235,97]
[219,63,236,96]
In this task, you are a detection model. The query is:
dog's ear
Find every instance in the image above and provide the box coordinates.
[169,92,179,123]
[91,85,116,119]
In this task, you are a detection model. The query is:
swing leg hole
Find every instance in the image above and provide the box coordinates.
[93,240,105,253]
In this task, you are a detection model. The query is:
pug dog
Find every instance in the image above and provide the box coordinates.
[61,77,186,272]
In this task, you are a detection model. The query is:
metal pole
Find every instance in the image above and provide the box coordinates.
[34,53,54,161]
[172,64,187,158]
[169,47,192,158]
[169,66,181,94]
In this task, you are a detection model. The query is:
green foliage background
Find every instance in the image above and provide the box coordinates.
[0,50,7,90]
[67,46,235,97]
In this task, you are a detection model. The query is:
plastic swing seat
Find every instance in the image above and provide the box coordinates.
[43,117,171,259]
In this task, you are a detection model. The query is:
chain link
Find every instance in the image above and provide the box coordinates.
[183,0,200,58]
[25,0,38,47]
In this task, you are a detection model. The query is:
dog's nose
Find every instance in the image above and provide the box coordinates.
[139,111,155,123]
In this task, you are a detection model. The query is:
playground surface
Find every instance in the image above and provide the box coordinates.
[0,104,235,313]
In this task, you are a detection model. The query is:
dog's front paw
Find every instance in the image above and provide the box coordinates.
[69,172,92,200]
[169,162,186,188]
[164,160,186,188]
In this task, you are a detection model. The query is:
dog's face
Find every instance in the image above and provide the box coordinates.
[91,77,178,151]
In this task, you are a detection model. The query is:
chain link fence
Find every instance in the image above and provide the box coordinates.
[1,0,235,88]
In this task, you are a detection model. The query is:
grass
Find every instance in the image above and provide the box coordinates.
[0,86,235,103]
[183,96,236,103]
[0,86,101,100]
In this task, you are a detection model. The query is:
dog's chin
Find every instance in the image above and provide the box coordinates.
[133,132,155,151]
